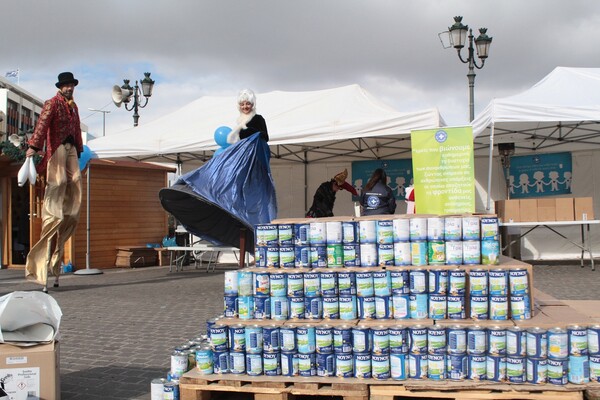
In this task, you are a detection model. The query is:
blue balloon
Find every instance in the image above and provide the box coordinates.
[213,147,227,157]
[214,126,232,148]
[79,145,92,170]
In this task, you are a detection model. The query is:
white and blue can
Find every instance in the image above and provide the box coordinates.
[409,293,428,320]
[469,269,488,296]
[410,241,428,266]
[334,325,353,354]
[311,245,328,268]
[315,325,334,354]
[393,241,412,266]
[390,269,410,295]
[253,271,270,297]
[270,296,289,320]
[338,271,356,296]
[372,326,390,355]
[279,247,295,269]
[409,217,428,241]
[286,272,304,297]
[360,243,378,266]
[408,353,428,379]
[589,324,600,355]
[293,222,310,246]
[280,351,298,376]
[256,223,278,247]
[224,270,239,296]
[548,328,569,360]
[372,354,391,380]
[373,270,391,297]
[589,355,600,383]
[245,325,263,354]
[393,218,410,242]
[547,358,569,385]
[427,326,447,355]
[429,295,447,320]
[527,357,548,384]
[462,240,481,265]
[309,221,327,245]
[447,353,468,381]
[288,296,305,319]
[358,296,376,320]
[389,326,409,354]
[294,245,311,268]
[447,325,467,355]
[335,353,354,377]
[506,326,527,357]
[263,325,280,353]
[196,346,214,375]
[481,217,499,241]
[428,269,448,295]
[269,272,287,297]
[266,247,280,268]
[490,295,509,320]
[509,269,529,295]
[568,355,590,384]
[390,353,408,380]
[486,355,506,382]
[303,272,321,297]
[445,241,463,265]
[467,326,487,355]
[304,296,323,319]
[427,217,445,241]
[467,354,487,380]
[316,352,335,377]
[488,326,507,356]
[297,352,316,377]
[356,271,374,297]
[170,351,188,379]
[354,353,372,379]
[448,269,466,296]
[343,244,360,267]
[409,269,428,294]
[263,352,281,376]
[375,295,392,319]
[352,325,372,354]
[510,294,531,320]
[481,240,500,265]
[506,355,526,383]
[378,243,395,266]
[279,327,297,352]
[209,325,228,352]
[409,325,428,354]
[462,216,480,241]
[322,296,339,319]
[568,325,589,356]
[224,295,238,318]
[447,295,466,320]
[325,221,343,244]
[213,350,230,374]
[377,220,394,244]
[206,318,219,338]
[296,325,316,354]
[163,381,179,399]
[255,246,268,268]
[237,270,253,297]
[391,294,410,320]
[342,221,359,244]
[470,296,489,320]
[320,271,338,297]
[444,217,462,241]
[339,295,357,320]
[228,324,246,352]
[488,269,508,296]
[359,219,377,243]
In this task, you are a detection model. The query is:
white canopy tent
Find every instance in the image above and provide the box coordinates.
[88,84,444,166]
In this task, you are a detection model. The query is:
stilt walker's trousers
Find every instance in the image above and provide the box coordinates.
[26,143,82,285]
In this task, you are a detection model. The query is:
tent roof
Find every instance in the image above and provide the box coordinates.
[88,84,444,164]
[472,67,600,153]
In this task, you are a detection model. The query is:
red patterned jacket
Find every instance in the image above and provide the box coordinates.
[28,91,83,174]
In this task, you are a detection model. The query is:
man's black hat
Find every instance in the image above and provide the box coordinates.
[55,72,79,88]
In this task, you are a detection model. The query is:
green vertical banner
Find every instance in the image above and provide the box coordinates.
[411,126,475,214]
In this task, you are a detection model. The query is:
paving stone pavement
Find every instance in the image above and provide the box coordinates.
[0,261,598,399]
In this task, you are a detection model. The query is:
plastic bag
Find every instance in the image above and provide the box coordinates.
[17,157,37,187]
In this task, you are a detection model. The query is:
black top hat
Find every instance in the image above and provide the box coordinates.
[55,72,79,88]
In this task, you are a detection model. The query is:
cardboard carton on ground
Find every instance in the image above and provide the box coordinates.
[495,200,520,223]
[574,197,595,220]
[519,199,538,222]
[0,341,60,400]
[537,198,556,221]
[555,197,575,221]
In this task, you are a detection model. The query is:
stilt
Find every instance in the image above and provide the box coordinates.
[239,228,246,268]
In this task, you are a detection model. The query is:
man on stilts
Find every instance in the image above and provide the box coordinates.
[25,72,83,292]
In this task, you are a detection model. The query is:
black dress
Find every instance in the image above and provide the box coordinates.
[240,114,269,142]
[306,180,336,218]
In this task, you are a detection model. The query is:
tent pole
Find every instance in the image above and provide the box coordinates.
[485,123,495,212]
[304,151,308,213]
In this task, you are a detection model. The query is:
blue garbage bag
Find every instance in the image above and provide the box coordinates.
[159,133,277,250]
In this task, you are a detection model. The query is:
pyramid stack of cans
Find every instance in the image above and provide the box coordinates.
[186,321,600,383]
[254,215,500,268]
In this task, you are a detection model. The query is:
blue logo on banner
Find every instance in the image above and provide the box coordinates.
[434,130,448,143]
[507,152,572,198]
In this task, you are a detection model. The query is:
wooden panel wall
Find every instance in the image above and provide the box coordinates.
[71,161,171,269]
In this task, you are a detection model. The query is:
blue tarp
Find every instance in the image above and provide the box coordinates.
[159,133,277,249]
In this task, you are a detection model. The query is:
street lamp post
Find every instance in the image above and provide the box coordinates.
[112,72,155,127]
[88,109,110,137]
[447,16,492,122]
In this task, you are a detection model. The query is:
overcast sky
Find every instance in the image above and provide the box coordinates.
[3,0,600,138]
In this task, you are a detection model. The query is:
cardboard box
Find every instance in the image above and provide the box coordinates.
[0,341,60,400]
[574,197,595,220]
[537,198,556,221]
[555,198,575,221]
[519,199,538,222]
[495,200,520,222]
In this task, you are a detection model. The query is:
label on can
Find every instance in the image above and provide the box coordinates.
[354,353,372,379]
[393,218,410,242]
[481,240,500,265]
[377,220,394,244]
[278,224,293,247]
[394,241,412,266]
[410,241,428,266]
[462,240,481,265]
[427,241,445,265]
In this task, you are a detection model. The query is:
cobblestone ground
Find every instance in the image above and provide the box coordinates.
[0,261,598,399]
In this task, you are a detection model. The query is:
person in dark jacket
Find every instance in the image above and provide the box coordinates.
[306,169,357,218]
[360,168,396,216]
[227,89,269,143]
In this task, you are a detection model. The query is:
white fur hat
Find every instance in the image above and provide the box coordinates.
[237,89,256,106]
